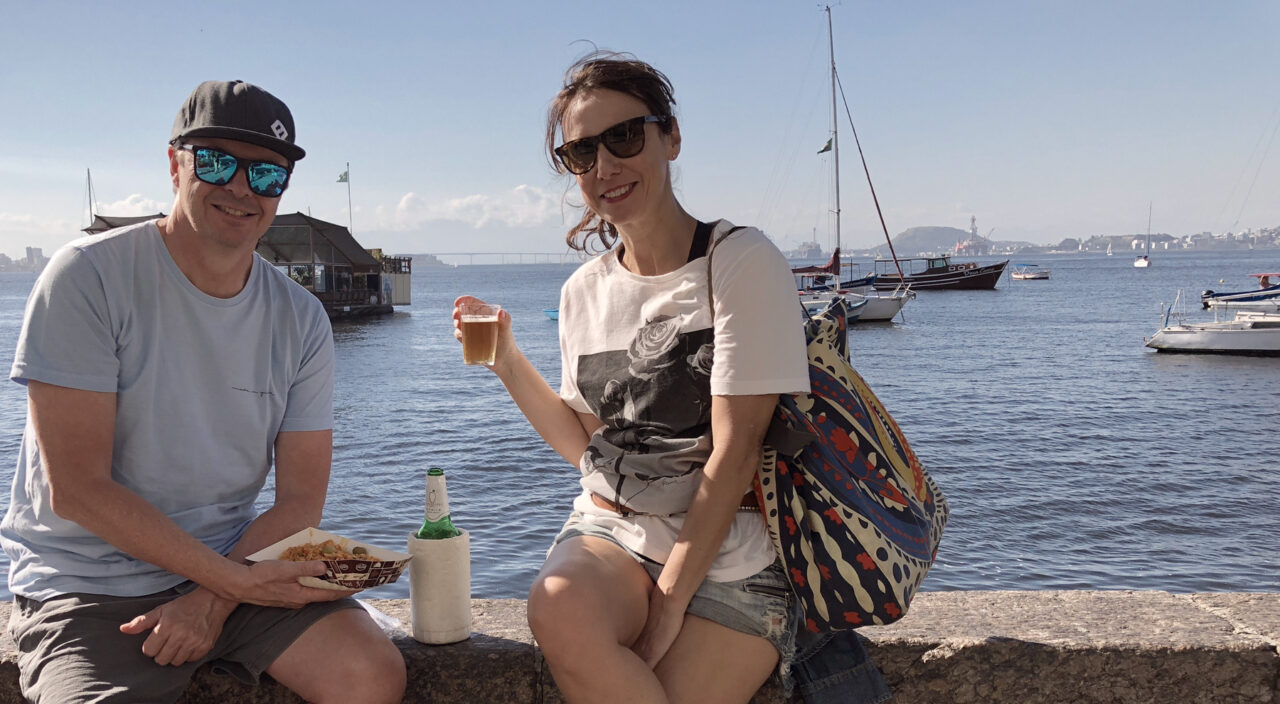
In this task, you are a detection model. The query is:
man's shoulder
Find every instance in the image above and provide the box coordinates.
[256,257,330,324]
[61,220,159,256]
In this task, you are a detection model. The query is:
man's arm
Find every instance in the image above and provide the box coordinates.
[119,428,339,666]
[31,380,334,605]
[227,429,332,561]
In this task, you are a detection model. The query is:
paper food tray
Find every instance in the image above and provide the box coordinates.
[245,527,412,591]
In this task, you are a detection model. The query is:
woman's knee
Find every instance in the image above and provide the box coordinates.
[527,572,579,645]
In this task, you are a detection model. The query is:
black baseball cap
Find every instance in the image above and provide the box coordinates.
[169,80,305,162]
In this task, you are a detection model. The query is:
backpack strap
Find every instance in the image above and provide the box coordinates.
[706,221,746,317]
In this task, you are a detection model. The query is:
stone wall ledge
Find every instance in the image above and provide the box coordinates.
[0,590,1276,703]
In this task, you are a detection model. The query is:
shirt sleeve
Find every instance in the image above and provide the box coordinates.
[279,300,335,432]
[557,277,591,414]
[10,245,120,392]
[708,228,809,397]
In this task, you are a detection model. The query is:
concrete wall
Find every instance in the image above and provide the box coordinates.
[0,591,1275,703]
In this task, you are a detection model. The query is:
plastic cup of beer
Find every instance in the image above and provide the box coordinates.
[460,302,501,366]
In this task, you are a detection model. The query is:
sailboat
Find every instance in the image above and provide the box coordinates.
[1134,203,1152,267]
[1106,241,1113,256]
[793,6,913,323]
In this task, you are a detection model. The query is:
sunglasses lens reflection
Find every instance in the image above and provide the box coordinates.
[190,147,288,197]
[195,149,238,185]
[247,163,289,197]
[602,121,644,158]
[562,143,598,174]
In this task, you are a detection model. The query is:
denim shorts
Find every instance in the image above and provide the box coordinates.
[552,512,799,690]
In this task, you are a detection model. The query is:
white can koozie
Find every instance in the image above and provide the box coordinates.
[406,529,472,644]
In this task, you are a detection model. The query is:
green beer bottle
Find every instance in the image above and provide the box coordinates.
[415,468,461,539]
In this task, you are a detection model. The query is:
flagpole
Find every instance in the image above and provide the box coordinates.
[345,162,353,235]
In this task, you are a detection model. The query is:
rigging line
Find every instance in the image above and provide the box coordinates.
[1230,104,1280,232]
[1214,99,1280,233]
[756,25,826,240]
[833,67,904,281]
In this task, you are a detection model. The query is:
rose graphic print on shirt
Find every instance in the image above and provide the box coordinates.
[577,316,715,515]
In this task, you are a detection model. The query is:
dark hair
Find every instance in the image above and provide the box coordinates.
[546,51,677,254]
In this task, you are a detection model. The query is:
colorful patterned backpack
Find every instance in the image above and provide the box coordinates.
[755,296,948,631]
[706,228,947,632]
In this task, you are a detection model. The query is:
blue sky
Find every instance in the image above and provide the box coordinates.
[2,1,1278,260]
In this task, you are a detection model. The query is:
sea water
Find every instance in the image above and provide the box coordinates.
[0,249,1275,600]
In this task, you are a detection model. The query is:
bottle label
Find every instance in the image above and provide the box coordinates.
[425,475,449,523]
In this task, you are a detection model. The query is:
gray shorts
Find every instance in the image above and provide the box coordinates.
[8,582,361,704]
[552,512,799,689]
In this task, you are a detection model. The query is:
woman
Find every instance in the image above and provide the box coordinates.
[455,53,812,703]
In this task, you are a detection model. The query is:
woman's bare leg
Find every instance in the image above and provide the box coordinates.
[655,614,779,704]
[528,536,667,704]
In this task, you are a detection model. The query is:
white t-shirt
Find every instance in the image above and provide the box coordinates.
[558,220,809,581]
[1,221,334,599]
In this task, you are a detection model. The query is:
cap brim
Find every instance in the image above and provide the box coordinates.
[176,126,305,162]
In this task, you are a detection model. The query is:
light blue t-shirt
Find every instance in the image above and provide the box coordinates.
[1,221,334,599]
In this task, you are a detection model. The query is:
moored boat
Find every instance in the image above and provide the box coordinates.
[1010,264,1050,280]
[1200,273,1280,311]
[872,255,1008,290]
[1146,310,1280,355]
[803,294,868,321]
[1146,289,1280,355]
[791,7,913,324]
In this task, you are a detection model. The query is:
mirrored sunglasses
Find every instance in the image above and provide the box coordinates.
[176,144,292,198]
[554,115,666,175]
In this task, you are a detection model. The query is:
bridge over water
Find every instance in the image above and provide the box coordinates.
[427,252,583,266]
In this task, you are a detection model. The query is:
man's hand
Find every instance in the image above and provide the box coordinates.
[230,559,356,608]
[119,587,236,667]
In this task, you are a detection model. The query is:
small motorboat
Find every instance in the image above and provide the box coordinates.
[1010,264,1051,280]
[543,308,559,321]
[1200,273,1280,311]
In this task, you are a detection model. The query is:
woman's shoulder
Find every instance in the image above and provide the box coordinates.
[561,250,613,291]
[710,220,785,263]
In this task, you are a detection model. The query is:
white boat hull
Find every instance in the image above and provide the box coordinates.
[846,292,911,321]
[800,290,909,321]
[1146,312,1280,354]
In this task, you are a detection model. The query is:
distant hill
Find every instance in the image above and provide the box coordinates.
[849,226,968,257]
[400,253,450,267]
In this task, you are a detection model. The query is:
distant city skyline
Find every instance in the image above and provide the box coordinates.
[3,1,1279,262]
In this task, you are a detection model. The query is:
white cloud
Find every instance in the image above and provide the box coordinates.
[96,194,168,217]
[379,185,562,231]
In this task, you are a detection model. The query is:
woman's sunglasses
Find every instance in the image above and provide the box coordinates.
[554,115,667,175]
[176,144,292,198]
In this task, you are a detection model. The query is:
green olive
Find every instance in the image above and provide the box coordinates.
[352,547,368,556]
[321,544,337,556]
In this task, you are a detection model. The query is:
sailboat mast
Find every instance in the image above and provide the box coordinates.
[827,5,840,256]
[85,168,97,228]
[1146,201,1152,255]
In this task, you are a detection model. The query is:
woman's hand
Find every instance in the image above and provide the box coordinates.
[632,586,686,668]
[452,295,518,373]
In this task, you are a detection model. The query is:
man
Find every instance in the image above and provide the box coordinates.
[1,80,406,703]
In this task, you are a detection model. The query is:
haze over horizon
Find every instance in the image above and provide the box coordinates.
[3,1,1278,261]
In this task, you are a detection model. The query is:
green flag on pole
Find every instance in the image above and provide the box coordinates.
[817,138,833,155]
[337,170,349,183]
